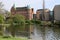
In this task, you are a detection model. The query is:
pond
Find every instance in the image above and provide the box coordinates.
[5,24,60,40]
[30,24,60,40]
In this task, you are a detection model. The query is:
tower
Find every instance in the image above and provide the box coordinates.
[42,0,45,20]
[11,4,15,15]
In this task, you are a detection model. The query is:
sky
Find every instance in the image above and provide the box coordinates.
[0,0,60,12]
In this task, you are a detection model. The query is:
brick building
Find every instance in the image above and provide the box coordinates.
[36,9,50,21]
[11,5,34,20]
[36,9,42,20]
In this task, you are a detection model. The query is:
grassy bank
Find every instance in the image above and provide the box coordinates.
[0,37,28,40]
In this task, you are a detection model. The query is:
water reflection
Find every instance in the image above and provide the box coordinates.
[5,24,60,40]
[31,25,60,40]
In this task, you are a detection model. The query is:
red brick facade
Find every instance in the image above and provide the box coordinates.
[11,5,34,20]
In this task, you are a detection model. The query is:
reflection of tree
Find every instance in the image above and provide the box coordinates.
[8,24,25,37]
[26,24,31,38]
[25,24,34,39]
[8,24,33,37]
[0,14,4,35]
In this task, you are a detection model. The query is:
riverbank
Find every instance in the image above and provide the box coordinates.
[0,37,28,40]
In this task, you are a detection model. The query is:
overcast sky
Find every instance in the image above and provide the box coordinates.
[0,0,60,12]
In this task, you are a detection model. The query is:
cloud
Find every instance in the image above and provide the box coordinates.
[45,0,54,2]
[0,0,60,11]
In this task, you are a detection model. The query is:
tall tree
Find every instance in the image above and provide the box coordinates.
[7,14,25,37]
[13,14,25,24]
[0,14,4,23]
[0,2,4,9]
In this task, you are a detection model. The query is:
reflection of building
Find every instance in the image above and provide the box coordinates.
[36,9,50,21]
[11,5,34,20]
[53,5,60,21]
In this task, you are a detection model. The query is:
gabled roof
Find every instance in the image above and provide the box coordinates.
[37,9,49,11]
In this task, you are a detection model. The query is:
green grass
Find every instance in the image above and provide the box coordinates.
[0,37,28,40]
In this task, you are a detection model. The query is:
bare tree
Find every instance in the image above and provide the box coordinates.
[0,2,4,9]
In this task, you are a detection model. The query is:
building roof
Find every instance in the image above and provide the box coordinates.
[37,9,48,11]
[55,5,60,7]
[37,9,43,11]
[53,5,60,10]
[16,7,29,11]
[37,9,49,11]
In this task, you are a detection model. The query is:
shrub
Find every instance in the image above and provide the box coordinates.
[3,36,11,38]
[31,20,41,24]
[25,20,31,24]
